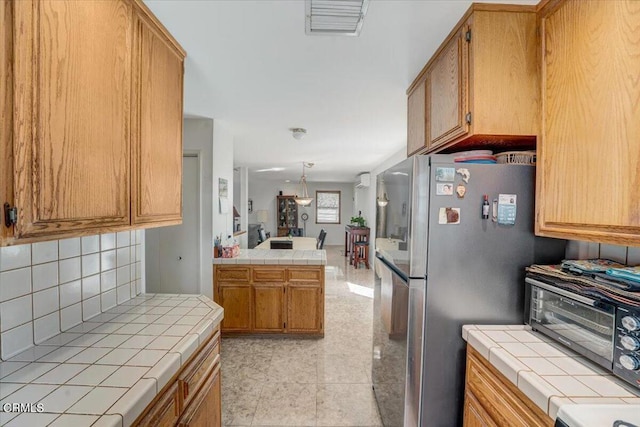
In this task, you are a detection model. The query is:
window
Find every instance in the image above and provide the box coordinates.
[316,191,341,224]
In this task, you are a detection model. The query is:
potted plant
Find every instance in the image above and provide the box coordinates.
[350,215,366,227]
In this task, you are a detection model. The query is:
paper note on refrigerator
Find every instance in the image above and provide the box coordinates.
[497,194,516,225]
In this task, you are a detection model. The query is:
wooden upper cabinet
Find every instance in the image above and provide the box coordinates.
[427,26,469,149]
[131,6,185,226]
[1,0,185,245]
[1,0,14,244]
[406,78,427,156]
[536,0,640,245]
[407,4,538,154]
[12,0,133,238]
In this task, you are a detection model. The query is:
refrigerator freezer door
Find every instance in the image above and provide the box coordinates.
[409,156,430,279]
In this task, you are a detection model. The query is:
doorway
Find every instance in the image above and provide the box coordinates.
[146,154,201,294]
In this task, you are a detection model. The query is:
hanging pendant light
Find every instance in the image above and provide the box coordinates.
[377,193,389,207]
[295,162,314,206]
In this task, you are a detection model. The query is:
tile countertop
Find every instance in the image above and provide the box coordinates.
[212,248,327,265]
[462,325,640,426]
[0,294,223,427]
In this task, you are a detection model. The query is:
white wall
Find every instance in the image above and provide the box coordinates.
[148,118,214,299]
[213,120,235,243]
[248,180,355,246]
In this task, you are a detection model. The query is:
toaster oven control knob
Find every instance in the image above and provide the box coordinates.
[621,316,640,332]
[619,354,640,371]
[621,335,640,351]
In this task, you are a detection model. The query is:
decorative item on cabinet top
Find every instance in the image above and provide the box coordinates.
[0,0,185,247]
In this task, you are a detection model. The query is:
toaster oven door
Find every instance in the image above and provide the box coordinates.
[526,278,615,369]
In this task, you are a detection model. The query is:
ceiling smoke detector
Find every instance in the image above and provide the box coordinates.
[305,0,369,36]
[290,128,307,140]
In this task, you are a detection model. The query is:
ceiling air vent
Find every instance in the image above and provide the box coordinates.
[305,0,370,36]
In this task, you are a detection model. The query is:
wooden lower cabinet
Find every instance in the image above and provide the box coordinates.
[178,363,222,427]
[218,285,252,332]
[287,285,322,332]
[134,327,221,427]
[214,265,324,335]
[253,284,285,332]
[463,345,553,427]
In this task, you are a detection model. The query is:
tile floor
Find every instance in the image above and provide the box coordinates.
[221,245,382,426]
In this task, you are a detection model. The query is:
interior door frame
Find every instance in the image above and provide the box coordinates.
[183,151,202,294]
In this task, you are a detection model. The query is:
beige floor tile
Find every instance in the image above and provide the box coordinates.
[267,355,317,384]
[316,383,381,426]
[252,382,316,426]
[221,378,263,426]
[317,353,369,384]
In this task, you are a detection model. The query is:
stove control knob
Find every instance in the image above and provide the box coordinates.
[619,354,640,371]
[621,335,640,351]
[621,316,640,332]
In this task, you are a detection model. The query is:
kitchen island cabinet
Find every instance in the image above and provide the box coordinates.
[406,3,538,154]
[536,0,640,245]
[1,0,185,246]
[213,251,326,336]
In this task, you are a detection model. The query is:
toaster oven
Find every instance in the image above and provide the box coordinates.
[525,277,640,390]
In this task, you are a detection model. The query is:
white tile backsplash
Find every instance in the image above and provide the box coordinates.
[60,303,83,331]
[59,257,81,284]
[81,235,100,255]
[32,241,58,265]
[32,261,58,292]
[0,245,31,272]
[0,231,145,359]
[0,268,32,302]
[82,253,100,277]
[82,275,101,299]
[566,240,639,265]
[60,280,82,308]
[1,295,33,331]
[33,287,60,318]
[59,238,81,259]
[33,312,60,344]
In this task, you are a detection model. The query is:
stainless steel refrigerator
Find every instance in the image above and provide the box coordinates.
[372,154,566,427]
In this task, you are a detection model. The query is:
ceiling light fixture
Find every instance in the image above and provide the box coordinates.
[377,193,389,207]
[294,162,314,206]
[255,167,285,172]
[290,128,307,140]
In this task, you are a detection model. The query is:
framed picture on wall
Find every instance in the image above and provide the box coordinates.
[219,178,228,197]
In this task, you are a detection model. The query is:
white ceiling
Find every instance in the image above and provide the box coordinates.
[145,0,538,183]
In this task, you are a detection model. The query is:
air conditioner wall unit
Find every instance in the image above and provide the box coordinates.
[355,173,370,188]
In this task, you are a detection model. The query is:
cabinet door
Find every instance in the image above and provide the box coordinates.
[13,0,132,238]
[131,9,184,227]
[537,0,640,245]
[253,284,285,332]
[134,381,180,427]
[287,285,322,333]
[218,285,252,332]
[1,0,13,244]
[177,364,221,427]
[407,79,427,156]
[428,26,469,149]
[464,391,497,427]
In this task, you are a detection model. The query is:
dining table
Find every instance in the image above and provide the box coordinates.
[254,236,318,250]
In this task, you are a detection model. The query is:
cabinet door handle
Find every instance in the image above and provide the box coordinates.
[183,381,189,398]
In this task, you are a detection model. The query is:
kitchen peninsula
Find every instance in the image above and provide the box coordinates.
[213,249,326,335]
